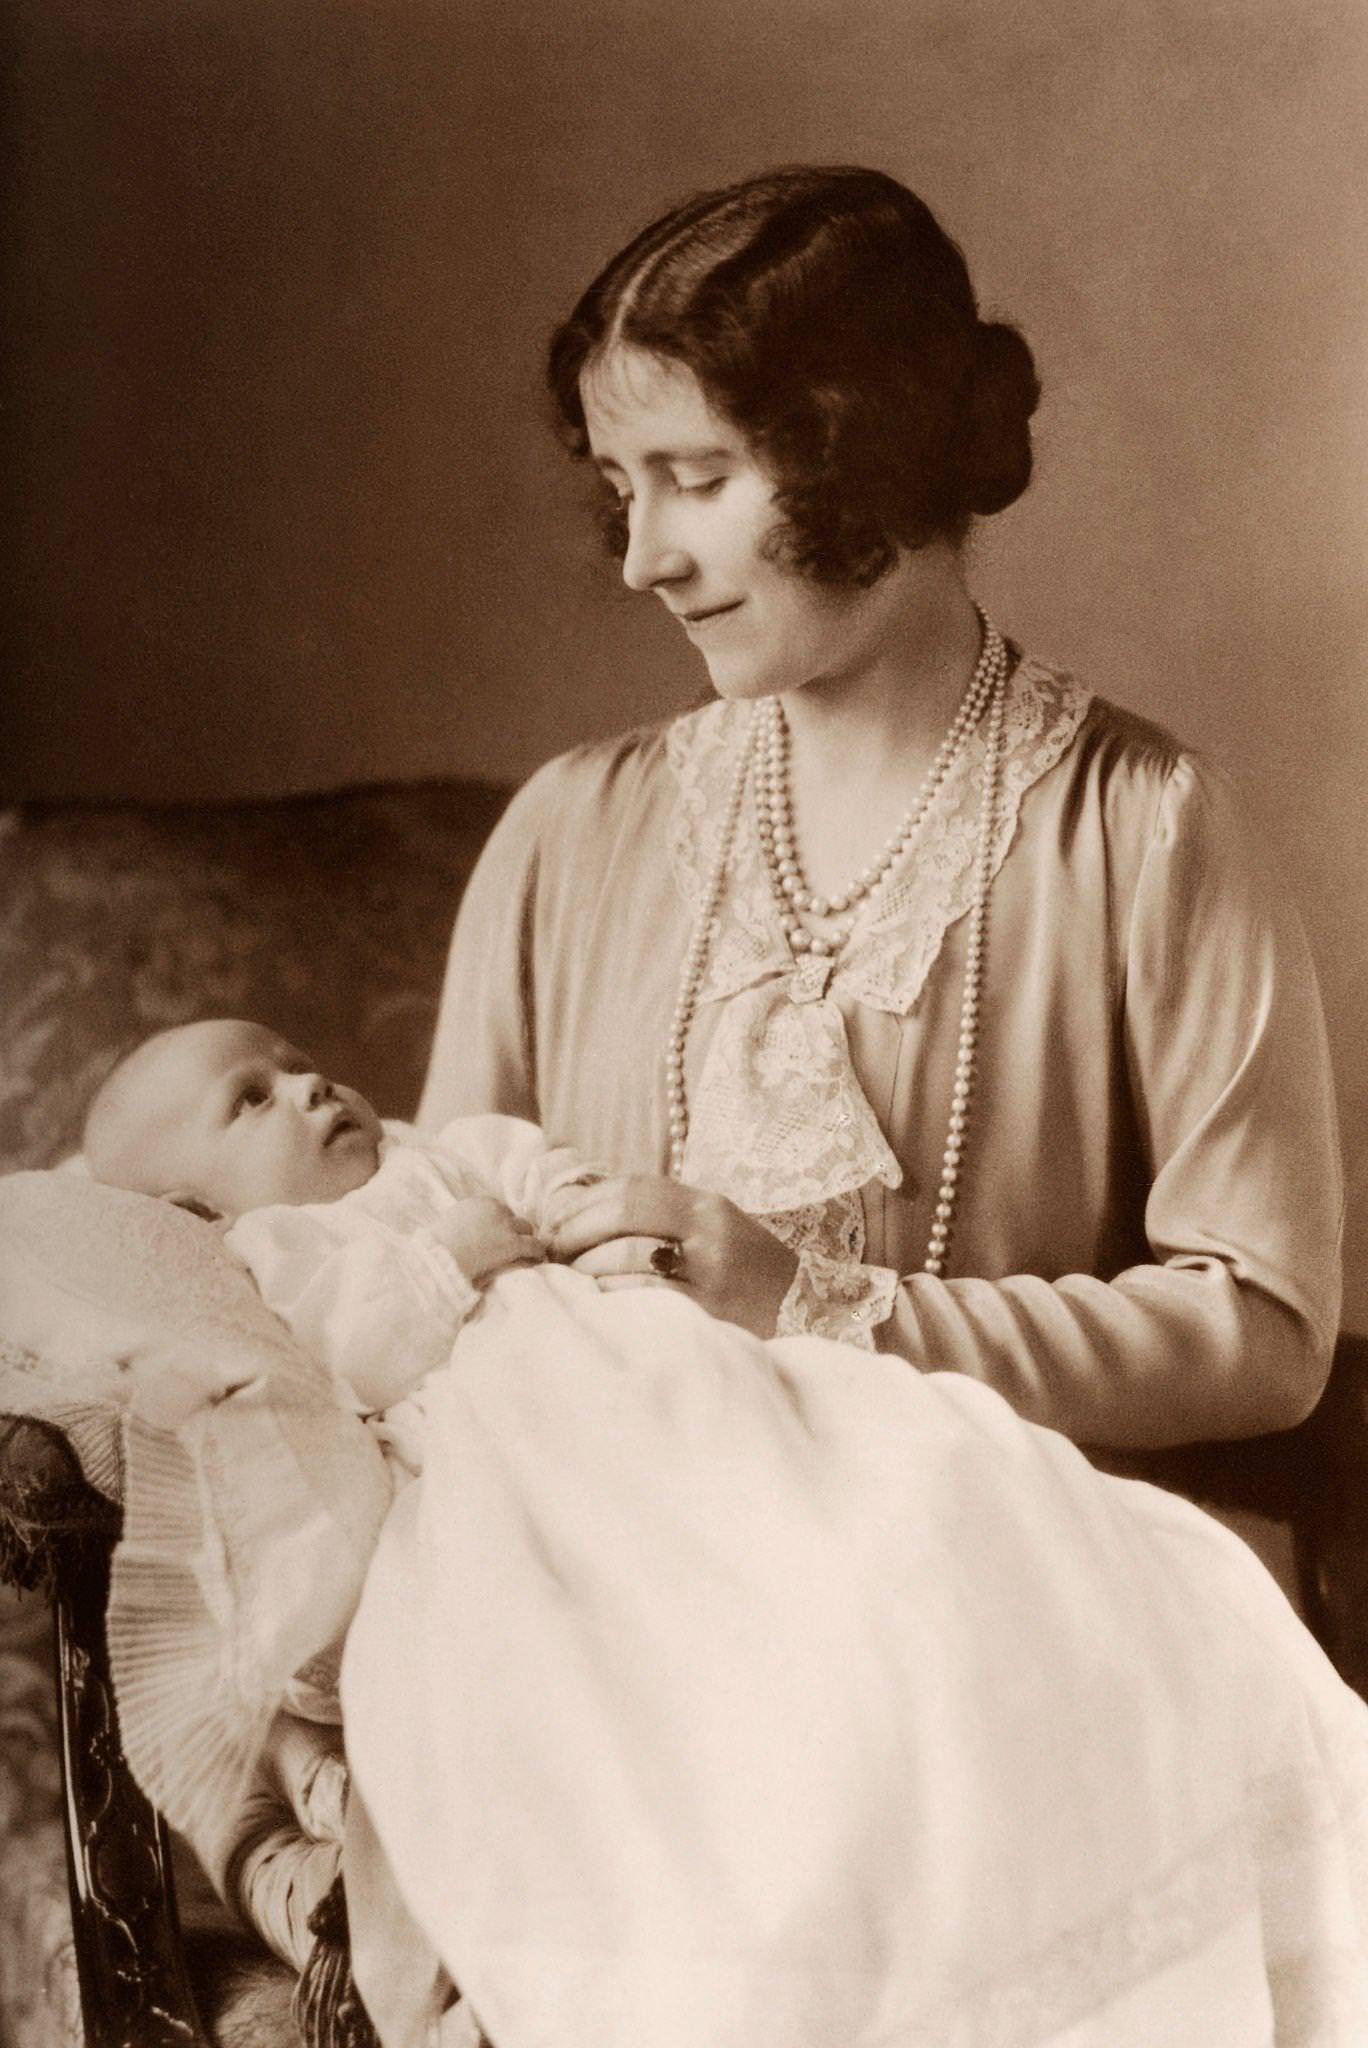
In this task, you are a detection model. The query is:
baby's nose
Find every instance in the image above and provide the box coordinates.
[287,1071,333,1110]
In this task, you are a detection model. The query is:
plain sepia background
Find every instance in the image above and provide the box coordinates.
[4,0,1366,1320]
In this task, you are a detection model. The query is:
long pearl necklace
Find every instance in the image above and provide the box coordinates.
[665,617,1010,1279]
[758,617,1008,983]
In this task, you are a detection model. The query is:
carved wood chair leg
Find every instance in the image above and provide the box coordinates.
[55,1555,212,2047]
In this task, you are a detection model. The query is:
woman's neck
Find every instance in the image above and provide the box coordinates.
[767,555,990,900]
[777,552,983,776]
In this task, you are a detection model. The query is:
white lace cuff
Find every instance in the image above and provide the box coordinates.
[408,1226,485,1324]
[775,1250,900,1351]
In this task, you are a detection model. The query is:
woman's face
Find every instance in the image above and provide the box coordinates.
[580,347,910,703]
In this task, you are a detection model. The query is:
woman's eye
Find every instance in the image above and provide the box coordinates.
[680,476,725,498]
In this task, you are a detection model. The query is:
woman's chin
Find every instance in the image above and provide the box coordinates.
[699,659,782,703]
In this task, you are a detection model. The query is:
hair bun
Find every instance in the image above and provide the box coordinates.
[960,319,1040,517]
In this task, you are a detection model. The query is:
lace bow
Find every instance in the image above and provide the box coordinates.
[667,660,1092,1234]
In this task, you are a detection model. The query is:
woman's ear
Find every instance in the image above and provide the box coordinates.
[168,1191,223,1224]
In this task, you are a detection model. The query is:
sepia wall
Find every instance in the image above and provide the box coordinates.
[5,0,1367,1315]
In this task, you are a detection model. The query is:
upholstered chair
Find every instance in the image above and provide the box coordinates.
[2,783,1364,2046]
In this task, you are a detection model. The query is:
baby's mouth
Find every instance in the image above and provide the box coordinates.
[323,1108,358,1146]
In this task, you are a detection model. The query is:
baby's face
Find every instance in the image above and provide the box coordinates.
[92,1020,384,1218]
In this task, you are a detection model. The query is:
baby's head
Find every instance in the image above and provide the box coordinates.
[83,1019,384,1220]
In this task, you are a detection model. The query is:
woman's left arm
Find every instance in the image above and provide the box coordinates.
[874,755,1343,1451]
[554,758,1342,1451]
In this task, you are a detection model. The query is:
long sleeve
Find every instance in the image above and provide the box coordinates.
[875,756,1343,1450]
[227,1203,481,1413]
[432,1112,606,1235]
[411,699,1342,1455]
[419,766,553,1132]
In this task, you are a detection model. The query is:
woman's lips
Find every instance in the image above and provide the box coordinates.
[680,601,742,631]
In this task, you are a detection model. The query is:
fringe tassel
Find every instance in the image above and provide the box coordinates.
[0,1415,120,1595]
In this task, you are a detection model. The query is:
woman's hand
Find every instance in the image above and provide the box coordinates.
[432,1196,546,1288]
[547,1176,798,1339]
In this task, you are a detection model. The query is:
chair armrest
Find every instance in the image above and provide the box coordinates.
[56,1548,211,2044]
[1286,1334,1368,1698]
[1,1414,378,2045]
[1105,1334,1368,1701]
[0,1417,213,2045]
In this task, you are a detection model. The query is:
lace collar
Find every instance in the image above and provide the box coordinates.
[663,658,1091,1218]
[666,657,1090,1017]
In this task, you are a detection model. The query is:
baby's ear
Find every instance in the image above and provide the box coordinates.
[167,1191,223,1224]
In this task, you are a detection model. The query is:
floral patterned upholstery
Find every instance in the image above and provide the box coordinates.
[0,781,508,2047]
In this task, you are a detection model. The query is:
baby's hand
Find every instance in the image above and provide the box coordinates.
[434,1196,546,1287]
[538,1172,608,1238]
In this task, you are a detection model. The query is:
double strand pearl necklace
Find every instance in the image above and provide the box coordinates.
[756,615,1008,992]
[665,615,1010,1278]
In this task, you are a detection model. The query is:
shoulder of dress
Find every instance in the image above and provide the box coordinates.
[463,723,676,887]
[1016,665,1192,797]
[509,716,680,820]
[1074,695,1186,774]
[548,711,684,776]
[1023,676,1259,870]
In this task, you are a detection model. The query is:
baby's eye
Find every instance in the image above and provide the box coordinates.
[233,1083,268,1116]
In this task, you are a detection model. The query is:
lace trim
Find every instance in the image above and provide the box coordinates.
[665,657,1091,1017]
[892,1748,1368,2047]
[666,657,1091,1229]
[666,702,789,999]
[774,1245,900,1351]
[680,991,903,1212]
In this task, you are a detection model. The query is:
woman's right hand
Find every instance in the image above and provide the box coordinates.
[432,1196,546,1288]
[547,1175,799,1339]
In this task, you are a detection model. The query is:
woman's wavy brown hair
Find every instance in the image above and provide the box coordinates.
[547,165,1041,587]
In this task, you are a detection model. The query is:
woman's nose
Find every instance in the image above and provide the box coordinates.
[621,499,692,594]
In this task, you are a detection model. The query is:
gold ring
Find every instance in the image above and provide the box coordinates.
[649,1237,685,1280]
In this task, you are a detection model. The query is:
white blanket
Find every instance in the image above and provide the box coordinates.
[341,1267,1368,2048]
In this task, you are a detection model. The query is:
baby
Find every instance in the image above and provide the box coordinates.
[82,1016,606,1417]
[81,1015,616,1995]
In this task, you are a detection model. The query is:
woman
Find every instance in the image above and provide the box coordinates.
[326,171,1367,2044]
[419,163,1342,1454]
[22,168,1357,2048]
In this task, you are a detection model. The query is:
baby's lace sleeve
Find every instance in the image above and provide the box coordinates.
[226,1204,480,1412]
[433,1113,607,1234]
